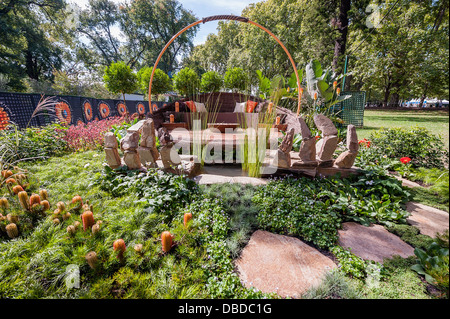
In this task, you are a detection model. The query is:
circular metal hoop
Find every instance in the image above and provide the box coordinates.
[148,15,302,115]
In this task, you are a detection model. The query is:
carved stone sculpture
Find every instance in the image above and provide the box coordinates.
[121,131,141,170]
[137,119,159,167]
[314,115,339,167]
[277,128,294,168]
[335,124,359,169]
[295,117,317,166]
[104,132,121,169]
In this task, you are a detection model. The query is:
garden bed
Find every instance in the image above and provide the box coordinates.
[0,118,448,299]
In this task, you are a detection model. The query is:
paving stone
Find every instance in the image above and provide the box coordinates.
[406,202,449,238]
[338,222,415,263]
[235,230,336,298]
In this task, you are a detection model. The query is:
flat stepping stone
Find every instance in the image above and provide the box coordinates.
[406,202,449,237]
[193,174,267,185]
[393,175,422,188]
[338,222,415,263]
[235,230,336,298]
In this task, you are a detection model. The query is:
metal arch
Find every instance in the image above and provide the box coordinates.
[148,15,302,116]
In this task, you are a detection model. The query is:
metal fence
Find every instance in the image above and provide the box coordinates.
[334,91,366,127]
[0,92,167,129]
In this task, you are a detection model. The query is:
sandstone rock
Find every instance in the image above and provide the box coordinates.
[235,230,336,298]
[160,144,182,169]
[406,202,449,238]
[298,117,312,139]
[276,150,291,168]
[126,119,145,134]
[104,148,121,169]
[298,137,316,164]
[338,222,415,263]
[334,150,358,169]
[104,132,118,148]
[314,114,338,136]
[316,135,338,162]
[120,131,140,151]
[123,150,141,170]
[137,146,156,167]
[279,128,294,154]
[276,128,294,168]
[346,124,359,152]
[140,118,156,148]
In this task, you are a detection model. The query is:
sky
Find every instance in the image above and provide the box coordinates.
[69,0,257,45]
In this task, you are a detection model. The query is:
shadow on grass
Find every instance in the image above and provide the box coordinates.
[366,116,449,123]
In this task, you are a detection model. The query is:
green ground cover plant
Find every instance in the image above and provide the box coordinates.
[0,137,446,299]
[253,172,411,249]
[0,123,69,166]
[357,109,449,148]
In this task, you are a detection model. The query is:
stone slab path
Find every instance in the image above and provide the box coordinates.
[406,202,449,237]
[337,222,415,263]
[235,230,336,298]
[193,165,267,185]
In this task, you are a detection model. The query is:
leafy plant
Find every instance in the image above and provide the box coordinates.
[137,66,172,100]
[103,61,139,107]
[224,67,248,93]
[173,67,200,97]
[368,127,449,169]
[200,70,223,93]
[411,231,449,296]
[59,117,126,152]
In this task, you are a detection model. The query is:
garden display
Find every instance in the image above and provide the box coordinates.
[0,1,448,304]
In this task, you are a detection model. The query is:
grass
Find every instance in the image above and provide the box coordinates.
[1,147,446,299]
[357,109,449,148]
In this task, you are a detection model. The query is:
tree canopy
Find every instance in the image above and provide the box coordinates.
[0,0,448,104]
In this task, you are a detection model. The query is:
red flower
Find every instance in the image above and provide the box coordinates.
[400,157,411,164]
[358,138,371,148]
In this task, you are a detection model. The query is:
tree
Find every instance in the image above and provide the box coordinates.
[103,61,139,108]
[200,71,223,93]
[0,0,68,91]
[75,0,124,69]
[224,67,248,93]
[332,0,351,73]
[172,67,199,97]
[123,0,198,74]
[348,0,449,106]
[137,66,172,100]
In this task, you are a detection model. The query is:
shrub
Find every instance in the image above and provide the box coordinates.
[224,67,248,93]
[137,66,171,100]
[200,71,223,93]
[0,123,69,165]
[103,61,139,103]
[368,127,449,169]
[58,117,126,152]
[173,67,199,97]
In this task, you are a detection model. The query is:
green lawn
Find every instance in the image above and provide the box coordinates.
[357,109,449,148]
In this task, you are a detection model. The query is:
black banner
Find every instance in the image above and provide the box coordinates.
[0,92,167,129]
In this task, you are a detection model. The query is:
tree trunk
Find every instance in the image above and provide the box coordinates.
[383,87,391,108]
[25,50,39,81]
[332,0,351,74]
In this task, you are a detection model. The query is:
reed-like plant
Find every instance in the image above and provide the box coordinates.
[238,101,277,178]
[188,92,222,166]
